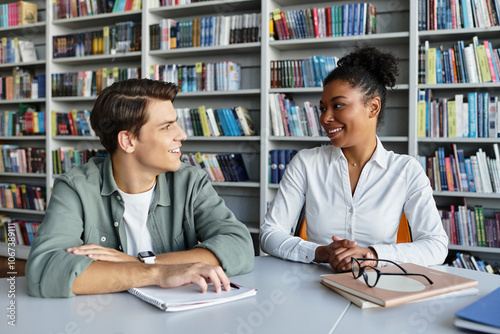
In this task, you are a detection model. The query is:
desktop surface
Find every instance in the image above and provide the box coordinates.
[1,256,499,334]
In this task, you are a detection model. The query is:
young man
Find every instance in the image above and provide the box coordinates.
[27,79,254,297]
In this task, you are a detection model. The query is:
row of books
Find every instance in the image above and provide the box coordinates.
[419,144,500,193]
[51,67,141,97]
[0,216,41,246]
[417,90,500,138]
[0,38,38,64]
[1,72,46,101]
[269,93,328,137]
[446,252,498,274]
[418,0,500,31]
[0,1,37,27]
[52,110,95,137]
[181,152,250,182]
[269,149,297,184]
[0,109,46,136]
[440,205,499,248]
[420,37,500,85]
[0,145,45,174]
[271,56,338,89]
[54,0,141,19]
[176,106,256,137]
[149,0,210,7]
[52,148,107,175]
[270,3,376,41]
[150,62,241,93]
[149,13,261,51]
[0,183,45,211]
[53,22,142,58]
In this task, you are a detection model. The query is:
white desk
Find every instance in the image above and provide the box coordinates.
[1,256,499,334]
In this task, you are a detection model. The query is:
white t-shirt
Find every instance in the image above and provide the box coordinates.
[260,138,448,267]
[118,184,156,257]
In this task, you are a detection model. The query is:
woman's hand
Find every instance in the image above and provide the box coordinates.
[315,236,378,272]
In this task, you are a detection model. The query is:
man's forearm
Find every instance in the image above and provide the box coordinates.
[155,248,221,266]
[72,261,159,295]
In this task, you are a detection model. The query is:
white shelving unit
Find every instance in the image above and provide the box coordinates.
[0,0,498,267]
[410,1,500,267]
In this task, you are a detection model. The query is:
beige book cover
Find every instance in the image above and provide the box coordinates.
[18,1,37,25]
[321,263,478,307]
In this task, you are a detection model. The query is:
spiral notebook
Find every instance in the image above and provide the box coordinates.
[128,283,257,312]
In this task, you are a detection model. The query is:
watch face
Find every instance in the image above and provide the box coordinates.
[138,251,155,258]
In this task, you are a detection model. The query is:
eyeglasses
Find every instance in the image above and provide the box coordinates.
[351,258,434,288]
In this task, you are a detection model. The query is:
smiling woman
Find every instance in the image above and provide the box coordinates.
[260,45,448,274]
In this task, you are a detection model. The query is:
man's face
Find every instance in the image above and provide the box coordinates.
[131,100,187,174]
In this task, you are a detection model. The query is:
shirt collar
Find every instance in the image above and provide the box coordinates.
[100,155,171,206]
[330,136,388,169]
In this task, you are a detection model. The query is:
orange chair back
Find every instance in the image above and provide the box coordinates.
[297,213,411,243]
[397,213,412,243]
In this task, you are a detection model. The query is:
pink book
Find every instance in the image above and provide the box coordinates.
[483,41,497,83]
[312,7,319,38]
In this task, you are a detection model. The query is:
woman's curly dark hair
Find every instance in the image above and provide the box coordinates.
[323,43,399,126]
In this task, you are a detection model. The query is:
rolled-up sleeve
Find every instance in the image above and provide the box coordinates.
[191,172,255,276]
[26,178,94,297]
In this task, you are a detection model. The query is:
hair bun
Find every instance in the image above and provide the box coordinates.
[338,44,399,88]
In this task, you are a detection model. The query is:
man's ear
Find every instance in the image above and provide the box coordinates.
[368,97,381,118]
[117,130,135,153]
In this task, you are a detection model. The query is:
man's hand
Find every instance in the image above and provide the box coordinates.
[155,262,231,293]
[67,244,140,263]
[315,236,378,272]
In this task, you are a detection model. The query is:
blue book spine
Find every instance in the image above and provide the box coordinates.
[464,158,476,192]
[216,109,229,136]
[353,3,359,36]
[468,92,477,137]
[342,4,348,36]
[269,149,278,184]
[436,50,443,83]
[477,92,483,137]
[277,149,286,182]
[461,0,470,28]
[438,147,448,190]
[483,92,489,137]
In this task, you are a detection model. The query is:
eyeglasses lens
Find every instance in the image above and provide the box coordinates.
[363,266,378,287]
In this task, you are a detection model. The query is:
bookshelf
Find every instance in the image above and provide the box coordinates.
[412,1,500,269]
[0,0,498,269]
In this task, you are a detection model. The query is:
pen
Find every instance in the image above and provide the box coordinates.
[230,282,240,290]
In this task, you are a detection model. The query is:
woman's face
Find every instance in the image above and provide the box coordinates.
[319,79,379,148]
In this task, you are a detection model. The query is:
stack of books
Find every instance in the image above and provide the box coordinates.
[0,216,41,246]
[419,37,500,85]
[419,0,500,30]
[150,61,241,92]
[176,106,256,137]
[270,3,376,40]
[52,148,107,175]
[321,263,478,308]
[0,145,45,174]
[181,152,250,183]
[269,94,327,137]
[418,144,500,194]
[271,55,338,88]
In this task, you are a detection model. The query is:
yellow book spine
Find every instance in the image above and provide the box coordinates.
[476,45,492,83]
[198,105,211,136]
[51,110,57,137]
[447,100,456,138]
[33,111,39,133]
[417,101,427,137]
[427,48,437,84]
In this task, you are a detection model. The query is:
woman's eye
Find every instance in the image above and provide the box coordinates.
[319,107,327,113]
[333,103,343,109]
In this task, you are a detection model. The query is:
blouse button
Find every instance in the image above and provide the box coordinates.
[117,195,122,201]
[101,236,106,242]
[114,222,119,227]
